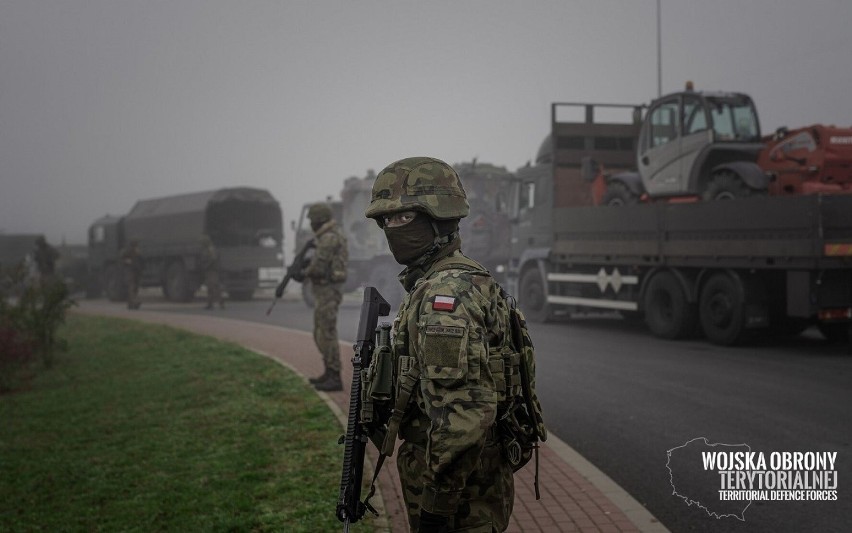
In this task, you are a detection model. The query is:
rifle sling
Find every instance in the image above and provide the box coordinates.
[362,363,421,513]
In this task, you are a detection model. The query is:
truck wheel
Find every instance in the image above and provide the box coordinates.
[699,272,747,345]
[165,261,193,302]
[520,268,551,323]
[601,182,639,206]
[104,264,125,302]
[643,271,696,339]
[702,170,755,201]
[301,279,315,308]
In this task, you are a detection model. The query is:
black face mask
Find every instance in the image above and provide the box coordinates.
[383,214,436,265]
[311,219,325,232]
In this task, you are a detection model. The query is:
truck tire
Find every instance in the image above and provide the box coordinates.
[643,271,696,339]
[702,170,760,201]
[699,272,747,345]
[104,264,125,302]
[165,261,194,302]
[520,268,551,323]
[601,181,640,206]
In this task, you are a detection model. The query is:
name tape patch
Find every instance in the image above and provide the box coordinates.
[432,295,458,312]
[425,325,465,337]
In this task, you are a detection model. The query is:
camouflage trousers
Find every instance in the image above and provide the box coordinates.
[125,271,140,309]
[397,439,514,532]
[311,282,342,373]
[204,270,224,307]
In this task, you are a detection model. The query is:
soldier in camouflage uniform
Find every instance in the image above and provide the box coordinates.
[121,239,142,310]
[303,203,348,392]
[199,235,225,310]
[366,157,515,532]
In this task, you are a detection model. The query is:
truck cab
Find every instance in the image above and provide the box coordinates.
[86,215,125,299]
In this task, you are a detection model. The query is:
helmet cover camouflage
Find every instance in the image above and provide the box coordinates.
[307,202,333,223]
[365,157,469,221]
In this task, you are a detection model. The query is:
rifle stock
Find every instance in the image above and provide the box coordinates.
[265,239,315,315]
[336,287,390,529]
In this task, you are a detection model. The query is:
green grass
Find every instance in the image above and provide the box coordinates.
[0,314,354,532]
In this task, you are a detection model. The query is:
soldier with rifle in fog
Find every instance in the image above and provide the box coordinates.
[301,203,348,392]
[268,203,348,392]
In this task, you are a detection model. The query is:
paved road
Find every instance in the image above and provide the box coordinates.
[119,289,851,533]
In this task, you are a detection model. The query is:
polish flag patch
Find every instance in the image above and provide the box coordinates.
[432,295,457,312]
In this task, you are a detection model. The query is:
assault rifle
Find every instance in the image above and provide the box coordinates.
[266,238,315,315]
[337,287,391,531]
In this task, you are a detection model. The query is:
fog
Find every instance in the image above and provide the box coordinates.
[2,0,850,249]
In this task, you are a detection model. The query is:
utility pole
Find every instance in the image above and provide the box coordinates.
[657,0,662,97]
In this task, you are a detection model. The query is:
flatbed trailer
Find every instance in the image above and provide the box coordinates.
[547,195,852,344]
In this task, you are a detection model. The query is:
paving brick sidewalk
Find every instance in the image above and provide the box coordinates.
[75,301,668,533]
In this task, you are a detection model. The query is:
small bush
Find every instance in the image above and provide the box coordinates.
[0,265,74,392]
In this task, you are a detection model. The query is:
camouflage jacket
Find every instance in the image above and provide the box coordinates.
[199,243,220,272]
[120,246,142,274]
[303,220,348,284]
[393,247,511,515]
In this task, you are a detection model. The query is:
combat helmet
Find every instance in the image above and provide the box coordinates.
[365,157,469,222]
[307,203,333,224]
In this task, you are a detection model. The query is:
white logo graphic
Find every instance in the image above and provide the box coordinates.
[666,437,838,522]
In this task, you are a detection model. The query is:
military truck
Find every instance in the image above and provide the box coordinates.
[508,102,852,346]
[87,187,284,302]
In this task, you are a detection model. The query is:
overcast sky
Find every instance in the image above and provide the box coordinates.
[2,0,851,246]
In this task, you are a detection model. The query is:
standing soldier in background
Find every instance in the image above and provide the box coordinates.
[199,235,225,310]
[365,157,515,532]
[121,239,142,310]
[303,203,348,392]
[33,236,59,285]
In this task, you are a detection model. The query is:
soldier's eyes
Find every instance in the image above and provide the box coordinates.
[384,212,416,228]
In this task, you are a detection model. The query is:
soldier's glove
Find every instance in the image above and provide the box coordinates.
[419,510,449,533]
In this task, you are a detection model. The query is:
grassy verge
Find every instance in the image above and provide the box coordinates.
[0,314,352,532]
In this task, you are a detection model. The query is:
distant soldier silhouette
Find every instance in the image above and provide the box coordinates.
[302,203,348,392]
[121,240,142,310]
[199,235,225,309]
